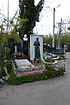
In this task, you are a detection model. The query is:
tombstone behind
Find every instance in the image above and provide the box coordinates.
[8,38,15,54]
[17,42,22,52]
[8,38,22,54]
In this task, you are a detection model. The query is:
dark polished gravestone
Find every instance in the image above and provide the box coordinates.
[14,59,34,72]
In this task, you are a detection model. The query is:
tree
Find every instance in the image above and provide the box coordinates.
[0,10,29,56]
[60,33,70,45]
[19,0,44,39]
[0,10,28,45]
[43,35,52,45]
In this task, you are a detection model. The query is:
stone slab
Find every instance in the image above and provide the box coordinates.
[14,59,34,72]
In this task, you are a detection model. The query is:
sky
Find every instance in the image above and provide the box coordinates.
[0,0,70,35]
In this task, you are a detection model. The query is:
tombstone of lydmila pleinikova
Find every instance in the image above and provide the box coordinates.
[30,34,43,62]
[14,59,34,71]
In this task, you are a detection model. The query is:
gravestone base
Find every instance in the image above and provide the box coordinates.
[13,59,44,77]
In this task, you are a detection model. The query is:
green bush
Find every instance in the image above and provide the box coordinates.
[58,55,65,60]
[43,70,56,78]
[44,57,55,63]
[6,62,12,74]
[0,66,6,78]
[8,67,65,85]
[0,59,65,85]
[8,73,49,85]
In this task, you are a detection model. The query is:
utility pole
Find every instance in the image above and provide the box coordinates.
[52,4,61,48]
[23,5,26,18]
[57,18,62,48]
[52,8,55,48]
[7,0,9,31]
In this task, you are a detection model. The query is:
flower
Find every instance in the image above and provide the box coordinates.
[28,64,32,67]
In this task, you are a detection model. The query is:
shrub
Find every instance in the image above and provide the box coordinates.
[44,57,55,63]
[57,55,65,60]
[0,66,6,78]
[8,66,65,85]
[6,62,12,74]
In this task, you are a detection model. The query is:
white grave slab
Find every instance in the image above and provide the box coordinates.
[30,34,43,61]
[14,59,34,71]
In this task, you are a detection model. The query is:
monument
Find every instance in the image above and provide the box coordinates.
[34,37,41,62]
[14,46,18,59]
[30,34,43,61]
[23,34,28,57]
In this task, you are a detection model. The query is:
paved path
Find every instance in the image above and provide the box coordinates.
[0,52,70,105]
